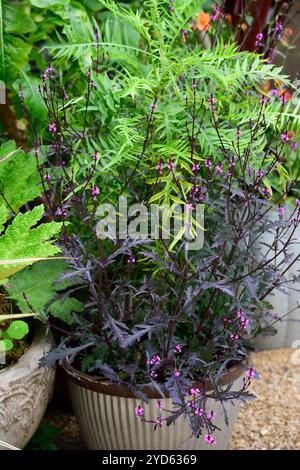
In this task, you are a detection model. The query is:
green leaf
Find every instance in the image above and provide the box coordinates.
[0,141,42,217]
[0,205,62,279]
[6,260,67,311]
[0,338,13,351]
[6,320,29,340]
[3,2,36,35]
[29,0,70,7]
[48,297,83,324]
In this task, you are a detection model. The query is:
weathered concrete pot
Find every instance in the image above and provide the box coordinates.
[0,326,55,450]
[66,362,244,450]
[254,207,300,350]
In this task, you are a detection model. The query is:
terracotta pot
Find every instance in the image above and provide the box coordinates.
[0,326,55,450]
[65,362,244,450]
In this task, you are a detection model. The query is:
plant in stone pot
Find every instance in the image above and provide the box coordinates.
[0,141,62,450]
[9,0,300,450]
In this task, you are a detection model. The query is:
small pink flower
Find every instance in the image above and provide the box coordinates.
[150,102,157,112]
[150,370,158,379]
[280,93,287,104]
[229,158,235,168]
[291,142,298,151]
[208,96,216,110]
[207,410,216,421]
[246,368,255,380]
[263,187,270,195]
[156,162,163,175]
[236,127,241,139]
[192,163,200,172]
[270,89,278,97]
[174,369,181,377]
[278,206,285,217]
[167,161,175,170]
[216,164,223,174]
[260,96,267,105]
[296,199,300,207]
[230,333,239,341]
[191,387,200,397]
[92,184,100,201]
[156,417,163,427]
[257,169,263,178]
[87,68,91,78]
[281,133,289,142]
[157,401,163,410]
[46,64,53,74]
[195,407,204,416]
[135,405,144,417]
[93,151,99,161]
[49,122,57,134]
[175,343,183,353]
[205,159,212,169]
[45,172,51,183]
[236,309,245,320]
[127,255,136,264]
[204,434,216,445]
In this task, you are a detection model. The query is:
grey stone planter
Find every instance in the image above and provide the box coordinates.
[66,362,244,450]
[0,326,55,450]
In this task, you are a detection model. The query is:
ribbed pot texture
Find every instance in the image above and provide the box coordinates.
[254,206,300,350]
[66,364,244,450]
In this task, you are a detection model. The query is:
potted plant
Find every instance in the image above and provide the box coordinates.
[0,142,62,450]
[9,0,299,450]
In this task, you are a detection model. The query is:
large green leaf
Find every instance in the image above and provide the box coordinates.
[29,0,70,7]
[0,205,62,279]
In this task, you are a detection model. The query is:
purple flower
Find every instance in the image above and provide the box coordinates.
[127,255,136,264]
[45,172,51,183]
[175,343,183,353]
[208,96,216,110]
[167,161,175,170]
[278,206,285,217]
[49,122,57,134]
[156,400,163,410]
[270,89,278,97]
[207,410,216,421]
[150,370,158,379]
[195,407,204,416]
[275,20,283,38]
[93,151,99,161]
[281,133,289,142]
[260,96,268,105]
[229,158,235,168]
[236,127,241,139]
[280,93,287,104]
[92,184,100,201]
[257,169,263,178]
[87,68,91,78]
[56,207,68,218]
[204,434,216,445]
[60,160,66,167]
[192,79,197,90]
[263,187,270,195]
[296,199,300,207]
[90,81,96,89]
[150,102,157,112]
[291,142,298,151]
[246,368,255,380]
[174,369,181,377]
[230,333,239,341]
[156,162,163,175]
[147,354,161,366]
[46,64,53,74]
[191,387,200,397]
[205,159,212,169]
[216,164,223,174]
[255,32,263,47]
[135,405,144,417]
[192,163,200,173]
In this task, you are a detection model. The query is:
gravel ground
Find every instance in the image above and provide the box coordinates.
[231,348,300,450]
[45,349,300,450]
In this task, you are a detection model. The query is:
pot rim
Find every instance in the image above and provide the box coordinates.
[64,360,245,399]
